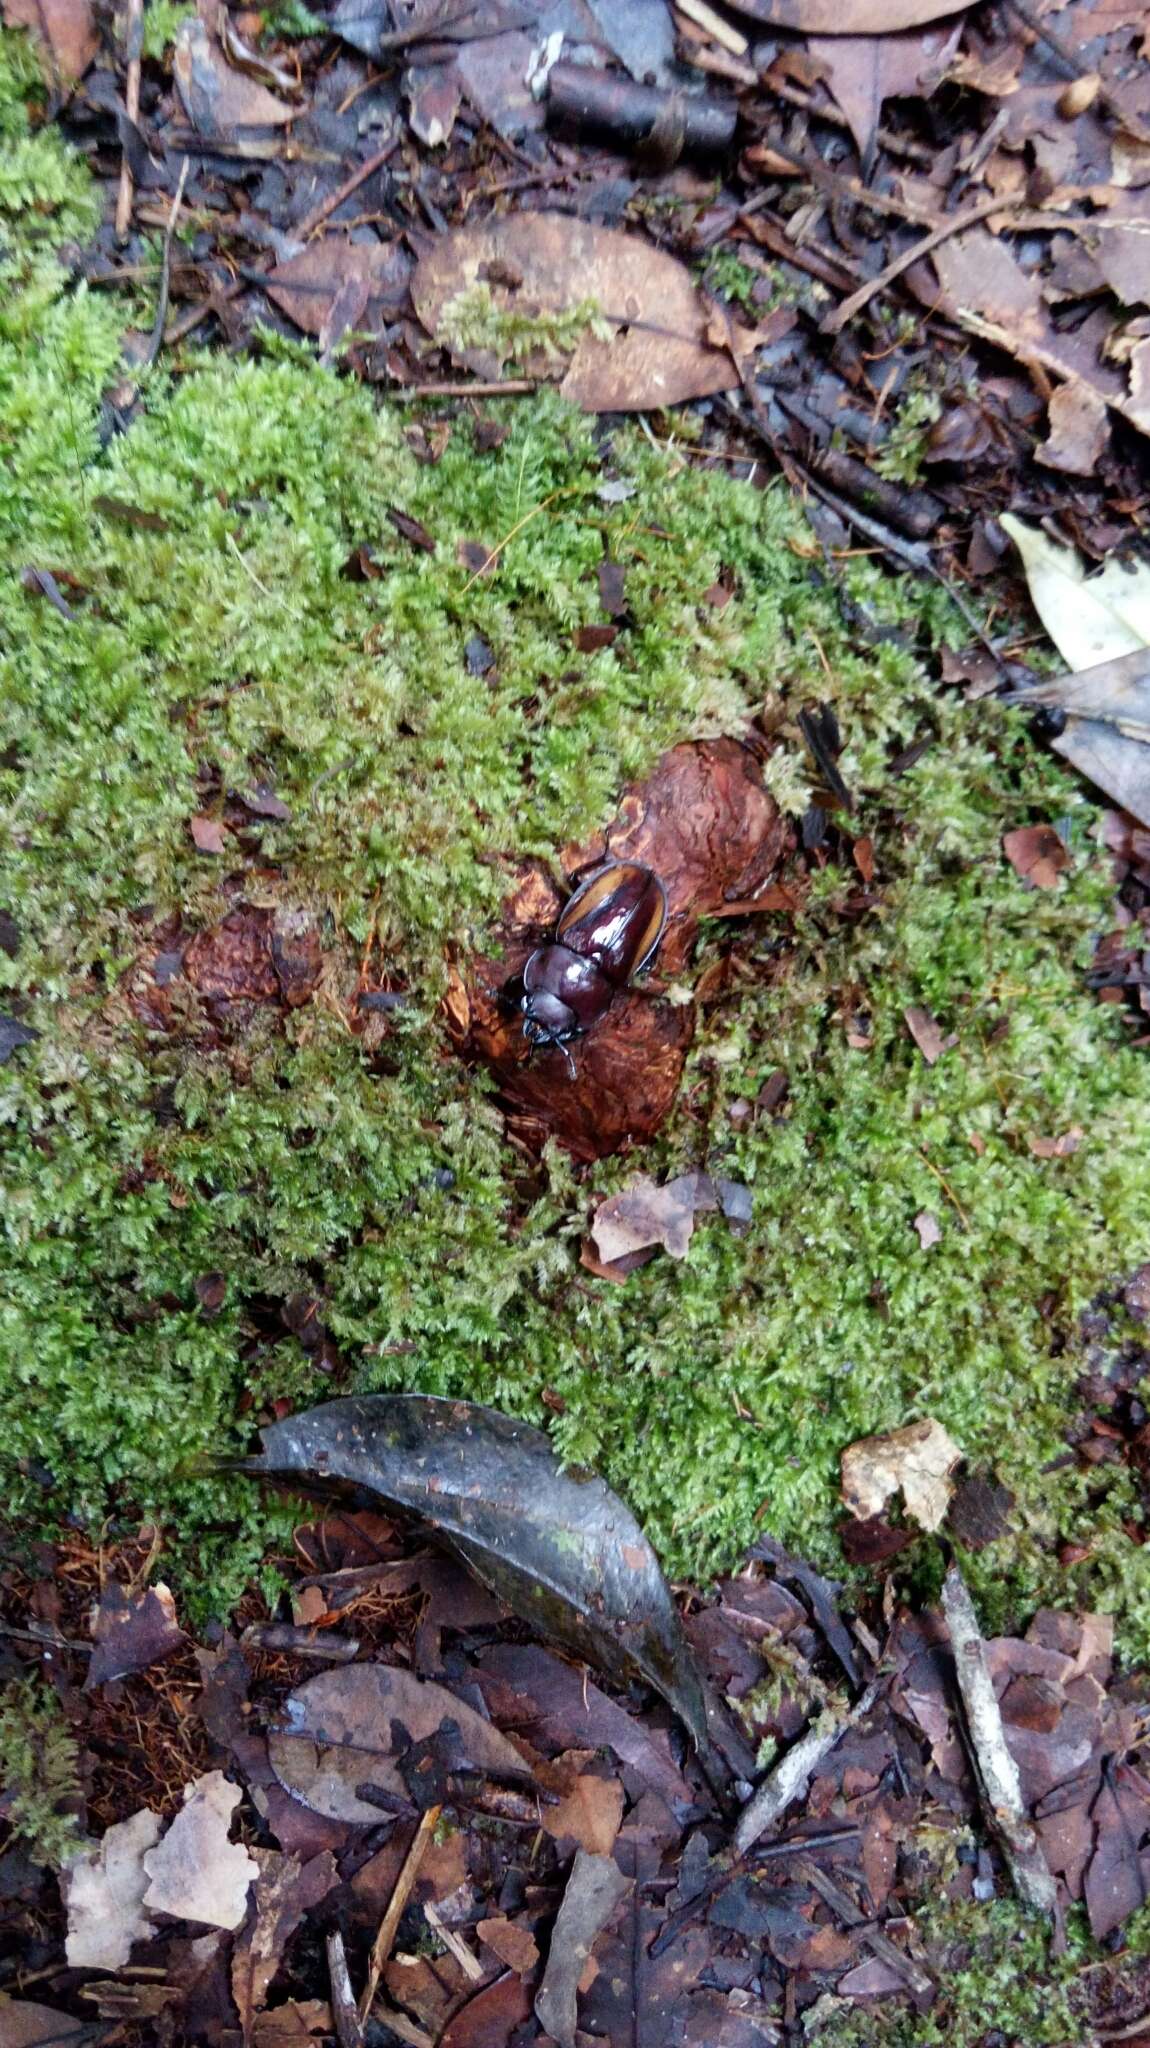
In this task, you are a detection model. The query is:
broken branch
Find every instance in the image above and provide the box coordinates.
[821,193,1024,338]
[941,1561,1058,1920]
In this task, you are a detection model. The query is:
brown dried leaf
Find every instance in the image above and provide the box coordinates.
[539,1768,624,1857]
[904,1003,945,1063]
[1084,1762,1150,1941]
[142,1771,259,1930]
[590,1172,710,1265]
[174,14,295,137]
[266,241,412,339]
[190,814,227,854]
[440,1973,534,2048]
[251,2002,332,2044]
[0,2000,87,2046]
[1038,383,1111,476]
[807,22,960,161]
[413,214,754,412]
[1027,1127,1084,1158]
[1,0,96,78]
[1004,824,1071,889]
[841,1417,962,1533]
[477,1919,540,1975]
[724,0,969,28]
[267,1662,531,1824]
[86,1580,186,1688]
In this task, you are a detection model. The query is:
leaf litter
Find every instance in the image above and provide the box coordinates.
[10,0,1150,2032]
[8,1426,1150,2043]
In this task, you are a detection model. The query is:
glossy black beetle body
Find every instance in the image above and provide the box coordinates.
[513,861,667,1066]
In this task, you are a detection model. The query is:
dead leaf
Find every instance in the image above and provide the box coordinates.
[64,1808,163,1969]
[913,1210,941,1250]
[0,1998,87,2046]
[440,1973,535,2048]
[265,241,412,339]
[190,815,227,854]
[539,1768,624,1858]
[387,506,436,553]
[174,14,296,138]
[267,1661,532,1824]
[232,1849,338,2043]
[722,0,968,25]
[1001,515,1150,673]
[1027,1127,1084,1158]
[1084,1762,1150,1941]
[1038,383,1111,475]
[841,1417,962,1533]
[477,1919,540,1974]
[142,1771,259,1930]
[86,1580,186,1689]
[534,1848,630,2048]
[413,214,754,413]
[589,1172,712,1265]
[1003,824,1071,890]
[904,1004,945,1064]
[251,2002,332,2045]
[2,0,97,81]
[808,22,960,163]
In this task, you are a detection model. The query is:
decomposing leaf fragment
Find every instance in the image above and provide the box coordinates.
[1002,518,1150,828]
[913,1210,941,1250]
[1003,824,1070,890]
[721,0,969,25]
[904,1003,945,1064]
[174,13,296,139]
[589,1172,713,1266]
[841,1417,962,1533]
[534,1848,630,2048]
[86,1580,186,1689]
[2,0,97,82]
[142,1770,259,1929]
[477,1918,540,1974]
[0,1998,87,2047]
[413,214,756,412]
[64,1808,162,1969]
[268,1661,531,1824]
[190,814,227,855]
[234,1394,754,1793]
[232,1848,339,2040]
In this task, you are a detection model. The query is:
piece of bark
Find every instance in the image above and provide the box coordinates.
[453,739,788,1160]
[941,1563,1057,1919]
[547,63,736,159]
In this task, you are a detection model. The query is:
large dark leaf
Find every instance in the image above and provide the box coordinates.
[231,1395,753,1796]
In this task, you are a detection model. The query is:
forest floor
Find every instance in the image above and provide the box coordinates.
[3,0,1150,2040]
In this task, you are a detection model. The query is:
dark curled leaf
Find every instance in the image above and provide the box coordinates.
[0,1016,38,1064]
[233,1394,753,1796]
[752,1533,860,1688]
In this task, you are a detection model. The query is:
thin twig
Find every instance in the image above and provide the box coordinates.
[423,1900,484,1981]
[296,138,401,240]
[115,0,143,242]
[941,1561,1058,1921]
[141,156,190,371]
[822,192,1025,337]
[359,1804,442,2023]
[406,378,537,398]
[326,1930,364,2048]
[734,1681,880,1855]
[798,1858,935,2001]
[460,485,584,591]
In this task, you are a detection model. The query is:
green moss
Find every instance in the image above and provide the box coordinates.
[0,1677,84,1869]
[2,27,1149,1654]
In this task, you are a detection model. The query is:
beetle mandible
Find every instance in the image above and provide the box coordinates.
[509,860,668,1071]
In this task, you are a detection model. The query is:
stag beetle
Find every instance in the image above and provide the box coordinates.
[506,860,668,1069]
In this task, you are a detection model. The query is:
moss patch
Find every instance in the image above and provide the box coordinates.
[2,29,1149,1647]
